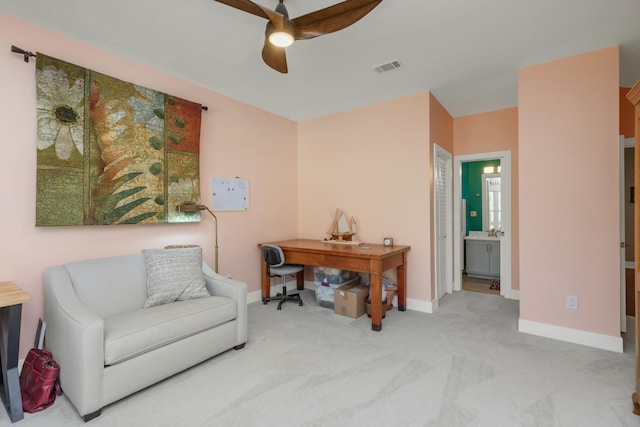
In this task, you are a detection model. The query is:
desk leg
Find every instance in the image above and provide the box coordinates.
[261,261,270,303]
[397,253,407,311]
[0,304,24,423]
[370,270,383,331]
[296,270,304,290]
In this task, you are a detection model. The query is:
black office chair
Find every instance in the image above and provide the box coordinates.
[262,244,304,310]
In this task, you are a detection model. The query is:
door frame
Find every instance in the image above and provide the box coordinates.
[453,150,515,299]
[434,144,453,300]
[620,135,635,332]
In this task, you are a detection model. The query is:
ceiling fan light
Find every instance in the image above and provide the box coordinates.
[269,31,294,47]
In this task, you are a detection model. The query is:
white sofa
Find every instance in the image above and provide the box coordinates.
[43,251,247,421]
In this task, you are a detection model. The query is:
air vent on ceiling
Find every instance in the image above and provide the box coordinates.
[373,60,402,74]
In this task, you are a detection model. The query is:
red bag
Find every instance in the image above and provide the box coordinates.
[19,348,62,413]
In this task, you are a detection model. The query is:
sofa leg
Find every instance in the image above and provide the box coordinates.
[83,409,102,422]
[233,343,246,350]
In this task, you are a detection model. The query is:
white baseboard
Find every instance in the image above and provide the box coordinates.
[506,289,520,300]
[518,319,623,353]
[248,280,316,305]
[406,298,434,313]
[247,289,263,304]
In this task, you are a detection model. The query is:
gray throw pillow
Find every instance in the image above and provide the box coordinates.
[142,247,210,308]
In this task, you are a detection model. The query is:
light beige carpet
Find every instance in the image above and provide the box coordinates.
[4,290,637,426]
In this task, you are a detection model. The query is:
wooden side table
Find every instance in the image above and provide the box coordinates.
[0,282,30,423]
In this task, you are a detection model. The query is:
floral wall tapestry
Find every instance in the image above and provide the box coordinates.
[36,53,202,226]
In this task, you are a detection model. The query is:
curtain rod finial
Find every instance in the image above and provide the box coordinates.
[11,45,36,62]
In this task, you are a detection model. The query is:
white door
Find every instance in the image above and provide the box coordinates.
[434,144,452,300]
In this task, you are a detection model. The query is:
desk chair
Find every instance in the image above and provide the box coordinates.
[262,244,304,310]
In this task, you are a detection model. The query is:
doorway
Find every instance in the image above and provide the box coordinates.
[453,151,514,299]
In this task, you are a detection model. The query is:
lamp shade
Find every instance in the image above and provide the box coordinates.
[177,204,205,213]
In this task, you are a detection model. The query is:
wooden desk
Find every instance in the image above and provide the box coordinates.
[259,239,410,331]
[0,282,30,423]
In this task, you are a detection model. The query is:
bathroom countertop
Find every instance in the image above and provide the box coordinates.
[464,232,501,241]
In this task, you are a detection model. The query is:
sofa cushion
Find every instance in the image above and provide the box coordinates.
[103,296,237,365]
[65,254,149,318]
[142,247,210,308]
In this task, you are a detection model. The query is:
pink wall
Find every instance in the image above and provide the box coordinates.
[453,107,520,290]
[1,14,626,357]
[429,95,454,295]
[519,46,620,336]
[298,93,433,301]
[454,108,519,155]
[620,87,635,137]
[0,14,298,357]
[430,94,454,153]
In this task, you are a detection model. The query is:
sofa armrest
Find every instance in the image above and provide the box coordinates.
[43,266,105,416]
[202,263,248,346]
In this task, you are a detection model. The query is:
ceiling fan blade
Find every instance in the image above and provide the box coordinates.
[214,0,284,27]
[262,34,288,73]
[292,0,382,40]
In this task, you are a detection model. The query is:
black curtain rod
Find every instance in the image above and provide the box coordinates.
[10,45,208,111]
[11,45,36,62]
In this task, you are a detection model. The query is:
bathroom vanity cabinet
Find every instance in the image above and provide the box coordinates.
[465,239,500,279]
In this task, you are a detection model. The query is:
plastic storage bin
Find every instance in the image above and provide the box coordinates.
[313,267,357,285]
[314,277,358,309]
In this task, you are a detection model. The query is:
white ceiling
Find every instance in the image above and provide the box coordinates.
[2,0,640,121]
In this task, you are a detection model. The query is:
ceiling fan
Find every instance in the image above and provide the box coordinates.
[214,0,383,73]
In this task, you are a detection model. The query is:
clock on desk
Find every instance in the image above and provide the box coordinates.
[383,237,393,247]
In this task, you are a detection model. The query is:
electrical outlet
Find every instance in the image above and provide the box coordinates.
[566,295,578,310]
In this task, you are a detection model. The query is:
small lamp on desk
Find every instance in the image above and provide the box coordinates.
[177,204,218,273]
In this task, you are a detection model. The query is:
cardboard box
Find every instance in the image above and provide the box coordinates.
[315,278,357,309]
[334,284,369,319]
